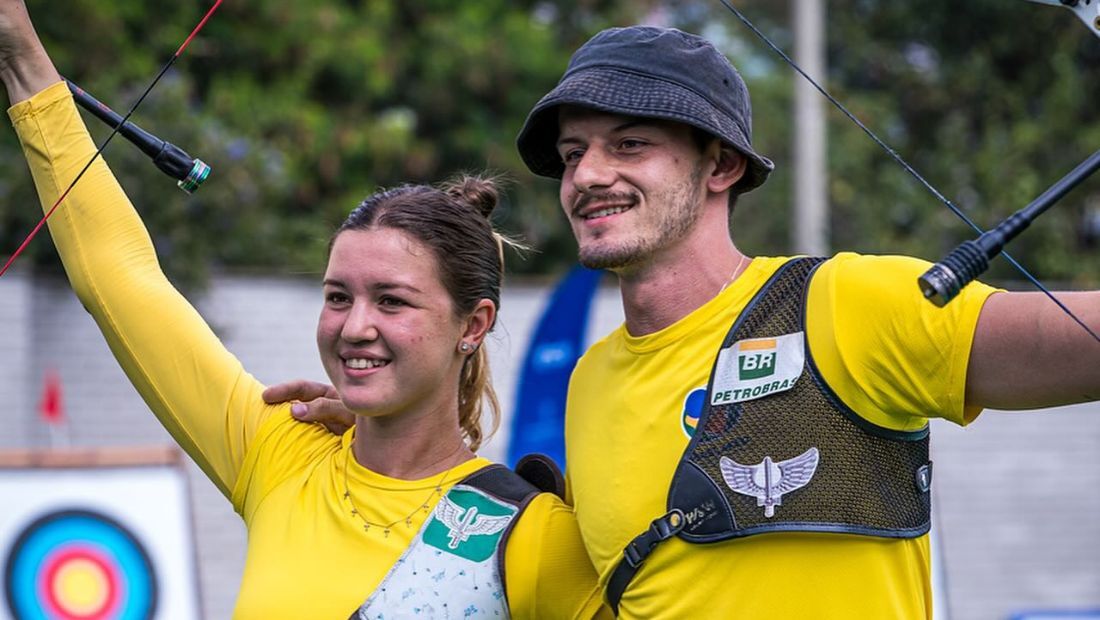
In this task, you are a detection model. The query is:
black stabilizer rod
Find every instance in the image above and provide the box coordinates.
[919,149,1100,306]
[66,78,211,193]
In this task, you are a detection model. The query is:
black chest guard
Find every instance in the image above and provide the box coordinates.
[606,257,933,614]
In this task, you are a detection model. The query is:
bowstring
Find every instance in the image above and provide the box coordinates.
[717,0,1100,344]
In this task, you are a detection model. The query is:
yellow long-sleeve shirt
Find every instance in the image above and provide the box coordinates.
[11,81,607,619]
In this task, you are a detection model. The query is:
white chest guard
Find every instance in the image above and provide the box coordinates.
[351,459,558,619]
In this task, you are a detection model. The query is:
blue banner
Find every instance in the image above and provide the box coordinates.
[506,266,604,468]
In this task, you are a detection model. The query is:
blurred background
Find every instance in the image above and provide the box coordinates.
[1,0,1098,618]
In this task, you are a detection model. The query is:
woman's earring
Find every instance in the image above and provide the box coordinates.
[459,342,471,353]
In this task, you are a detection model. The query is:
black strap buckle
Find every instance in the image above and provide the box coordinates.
[650,509,685,539]
[622,540,645,568]
[623,509,685,568]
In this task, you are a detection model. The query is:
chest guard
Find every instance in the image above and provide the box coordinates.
[351,460,553,619]
[606,257,933,614]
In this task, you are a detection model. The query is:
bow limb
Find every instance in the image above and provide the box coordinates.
[1023,0,1100,38]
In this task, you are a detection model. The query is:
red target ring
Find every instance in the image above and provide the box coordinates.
[40,545,121,619]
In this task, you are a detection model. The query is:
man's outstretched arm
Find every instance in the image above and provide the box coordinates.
[966,291,1100,410]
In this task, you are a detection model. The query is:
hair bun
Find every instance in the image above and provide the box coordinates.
[444,175,500,218]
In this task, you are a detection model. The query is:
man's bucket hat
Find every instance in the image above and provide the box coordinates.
[517,26,774,193]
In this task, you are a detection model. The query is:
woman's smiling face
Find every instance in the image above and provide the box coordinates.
[317,227,467,420]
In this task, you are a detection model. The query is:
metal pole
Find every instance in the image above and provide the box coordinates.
[792,0,828,255]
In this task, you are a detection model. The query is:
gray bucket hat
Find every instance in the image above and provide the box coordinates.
[516,26,774,194]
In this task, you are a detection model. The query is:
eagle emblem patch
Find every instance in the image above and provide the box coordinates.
[719,447,820,517]
[423,487,516,562]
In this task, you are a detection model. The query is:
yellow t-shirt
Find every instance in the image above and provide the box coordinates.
[12,81,608,620]
[565,254,997,619]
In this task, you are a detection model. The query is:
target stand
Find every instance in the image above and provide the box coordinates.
[0,447,201,620]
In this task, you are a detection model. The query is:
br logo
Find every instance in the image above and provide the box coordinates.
[738,339,777,380]
[713,332,803,405]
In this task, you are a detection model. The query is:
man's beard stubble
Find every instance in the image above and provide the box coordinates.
[576,164,706,271]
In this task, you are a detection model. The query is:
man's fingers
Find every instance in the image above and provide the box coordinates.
[321,419,354,436]
[290,397,356,436]
[264,380,352,436]
[262,379,334,404]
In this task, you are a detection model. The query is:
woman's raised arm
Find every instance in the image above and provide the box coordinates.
[1,0,277,498]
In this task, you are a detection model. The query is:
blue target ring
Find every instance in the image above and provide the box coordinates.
[4,509,157,620]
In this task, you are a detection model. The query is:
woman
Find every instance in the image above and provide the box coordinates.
[0,2,608,617]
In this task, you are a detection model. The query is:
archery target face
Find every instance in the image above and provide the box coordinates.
[5,510,155,619]
[0,464,200,620]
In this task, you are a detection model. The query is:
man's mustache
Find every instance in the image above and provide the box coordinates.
[573,191,638,216]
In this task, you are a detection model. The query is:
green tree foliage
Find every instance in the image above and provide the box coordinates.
[1,1,1097,289]
[0,0,649,286]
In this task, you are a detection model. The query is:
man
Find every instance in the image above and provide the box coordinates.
[272,26,1100,618]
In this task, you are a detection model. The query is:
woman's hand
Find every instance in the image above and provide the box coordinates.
[0,0,60,104]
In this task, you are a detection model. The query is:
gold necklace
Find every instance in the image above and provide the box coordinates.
[718,253,750,295]
[341,441,464,538]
